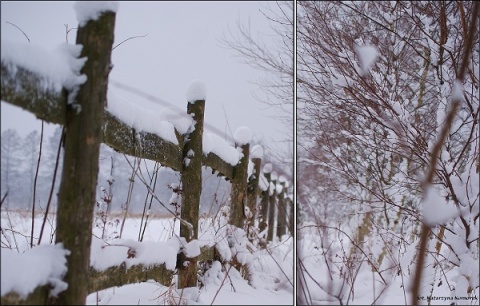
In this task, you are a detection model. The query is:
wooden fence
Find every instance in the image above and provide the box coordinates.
[0,7,292,305]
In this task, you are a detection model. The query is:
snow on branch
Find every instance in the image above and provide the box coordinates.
[354,44,378,77]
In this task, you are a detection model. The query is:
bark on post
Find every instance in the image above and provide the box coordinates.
[276,182,286,240]
[288,196,293,236]
[267,176,277,242]
[258,171,270,235]
[247,157,261,229]
[53,11,115,305]
[177,98,205,289]
[230,143,250,229]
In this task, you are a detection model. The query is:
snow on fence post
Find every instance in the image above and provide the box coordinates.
[53,6,116,305]
[267,171,278,242]
[177,81,206,289]
[230,127,252,229]
[276,180,287,240]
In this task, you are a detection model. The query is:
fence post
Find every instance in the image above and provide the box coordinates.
[276,181,287,240]
[288,194,293,236]
[230,143,250,229]
[53,10,116,305]
[258,165,271,237]
[247,157,261,237]
[267,171,278,242]
[177,93,205,289]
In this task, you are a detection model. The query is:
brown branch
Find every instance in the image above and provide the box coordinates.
[38,128,64,245]
[30,121,44,248]
[0,190,8,208]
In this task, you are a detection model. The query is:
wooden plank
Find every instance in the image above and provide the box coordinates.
[102,112,183,171]
[88,263,174,294]
[204,151,234,180]
[1,62,66,125]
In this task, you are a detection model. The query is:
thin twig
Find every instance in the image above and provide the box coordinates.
[0,191,8,208]
[122,154,195,238]
[119,154,140,238]
[38,128,64,245]
[64,24,78,43]
[6,21,30,43]
[210,265,233,305]
[3,207,20,252]
[139,162,160,242]
[31,121,44,248]
[112,34,148,50]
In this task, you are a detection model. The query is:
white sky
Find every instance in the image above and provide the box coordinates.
[0,1,293,163]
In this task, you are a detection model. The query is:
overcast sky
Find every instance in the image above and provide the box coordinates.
[1,1,293,171]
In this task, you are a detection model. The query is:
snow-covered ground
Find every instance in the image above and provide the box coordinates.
[1,210,294,305]
[297,220,479,305]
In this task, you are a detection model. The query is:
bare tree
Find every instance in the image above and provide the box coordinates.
[221,1,294,175]
[296,1,479,304]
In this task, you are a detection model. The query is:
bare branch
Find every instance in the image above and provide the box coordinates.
[112,34,148,50]
[5,21,30,43]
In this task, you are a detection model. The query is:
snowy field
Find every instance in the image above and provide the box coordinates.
[1,210,294,305]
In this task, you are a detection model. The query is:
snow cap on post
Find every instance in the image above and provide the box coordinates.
[279,175,289,188]
[275,182,283,194]
[263,163,273,174]
[74,1,119,26]
[186,80,206,103]
[234,126,253,146]
[250,144,264,159]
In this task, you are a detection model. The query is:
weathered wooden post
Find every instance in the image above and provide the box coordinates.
[177,82,206,289]
[258,164,271,236]
[247,144,262,227]
[247,156,261,237]
[288,194,294,236]
[230,141,250,229]
[276,180,287,240]
[54,5,116,305]
[267,171,278,242]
